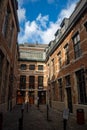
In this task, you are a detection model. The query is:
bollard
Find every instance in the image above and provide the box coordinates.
[63,108,69,130]
[21,109,24,119]
[18,117,23,130]
[63,119,67,130]
[0,112,3,130]
[37,99,39,109]
[47,104,49,121]
[21,103,25,118]
[26,102,28,112]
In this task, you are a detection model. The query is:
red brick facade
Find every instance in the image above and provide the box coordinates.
[0,0,19,112]
[17,44,48,105]
[46,0,87,119]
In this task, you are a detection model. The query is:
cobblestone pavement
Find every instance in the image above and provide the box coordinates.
[2,104,87,130]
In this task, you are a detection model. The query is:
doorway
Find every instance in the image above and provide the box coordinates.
[66,87,73,113]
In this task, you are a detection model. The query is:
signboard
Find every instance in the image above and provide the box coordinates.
[63,108,69,120]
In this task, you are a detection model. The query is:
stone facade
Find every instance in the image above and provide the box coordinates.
[0,0,19,112]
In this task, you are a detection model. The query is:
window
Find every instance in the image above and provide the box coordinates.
[52,59,55,75]
[76,69,87,104]
[73,33,82,59]
[58,52,62,69]
[64,44,70,64]
[65,75,71,87]
[2,4,11,37]
[52,82,57,101]
[20,75,26,89]
[38,76,43,89]
[20,64,26,70]
[38,65,43,70]
[29,65,35,70]
[29,76,35,89]
[0,51,4,86]
[9,22,14,47]
[58,78,63,101]
[2,61,9,102]
[84,21,87,31]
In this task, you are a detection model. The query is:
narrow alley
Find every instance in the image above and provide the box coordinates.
[3,104,87,130]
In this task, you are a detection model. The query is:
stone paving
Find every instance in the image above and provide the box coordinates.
[2,104,87,130]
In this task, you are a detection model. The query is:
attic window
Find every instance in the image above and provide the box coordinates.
[84,21,87,31]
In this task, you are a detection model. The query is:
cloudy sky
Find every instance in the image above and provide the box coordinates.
[17,0,79,44]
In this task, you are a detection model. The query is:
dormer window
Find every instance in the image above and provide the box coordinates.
[60,18,69,34]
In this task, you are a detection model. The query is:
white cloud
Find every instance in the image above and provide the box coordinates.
[47,0,55,4]
[17,7,26,23]
[58,2,76,19]
[36,13,49,29]
[18,0,78,44]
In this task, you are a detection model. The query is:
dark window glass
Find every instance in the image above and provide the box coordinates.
[2,61,9,102]
[58,78,63,101]
[29,65,35,70]
[52,59,55,75]
[84,21,87,31]
[65,75,71,86]
[2,4,11,37]
[76,69,87,104]
[38,65,43,70]
[20,75,26,89]
[58,52,62,69]
[29,76,35,89]
[20,64,26,70]
[73,33,82,59]
[52,82,57,101]
[64,44,70,64]
[9,22,14,47]
[0,51,4,86]
[38,76,43,89]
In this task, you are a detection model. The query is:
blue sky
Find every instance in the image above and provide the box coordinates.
[17,0,79,44]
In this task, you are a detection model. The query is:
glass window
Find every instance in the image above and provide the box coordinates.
[38,65,43,70]
[38,76,43,89]
[84,21,87,31]
[2,4,11,37]
[29,65,35,70]
[9,22,14,47]
[29,76,35,89]
[64,44,70,65]
[20,75,26,89]
[73,33,82,59]
[58,52,62,69]
[76,69,87,104]
[58,78,63,101]
[0,51,4,86]
[20,64,26,70]
[65,75,71,86]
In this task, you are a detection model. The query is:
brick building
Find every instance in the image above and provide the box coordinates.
[46,0,87,120]
[0,0,19,112]
[17,43,48,105]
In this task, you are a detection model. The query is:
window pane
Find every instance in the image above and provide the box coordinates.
[58,78,63,101]
[76,69,87,104]
[29,65,35,70]
[29,76,35,89]
[20,75,26,89]
[73,33,81,59]
[38,65,43,70]
[38,76,43,89]
[20,64,26,70]
[65,75,71,86]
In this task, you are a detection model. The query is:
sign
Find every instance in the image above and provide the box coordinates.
[63,108,69,120]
